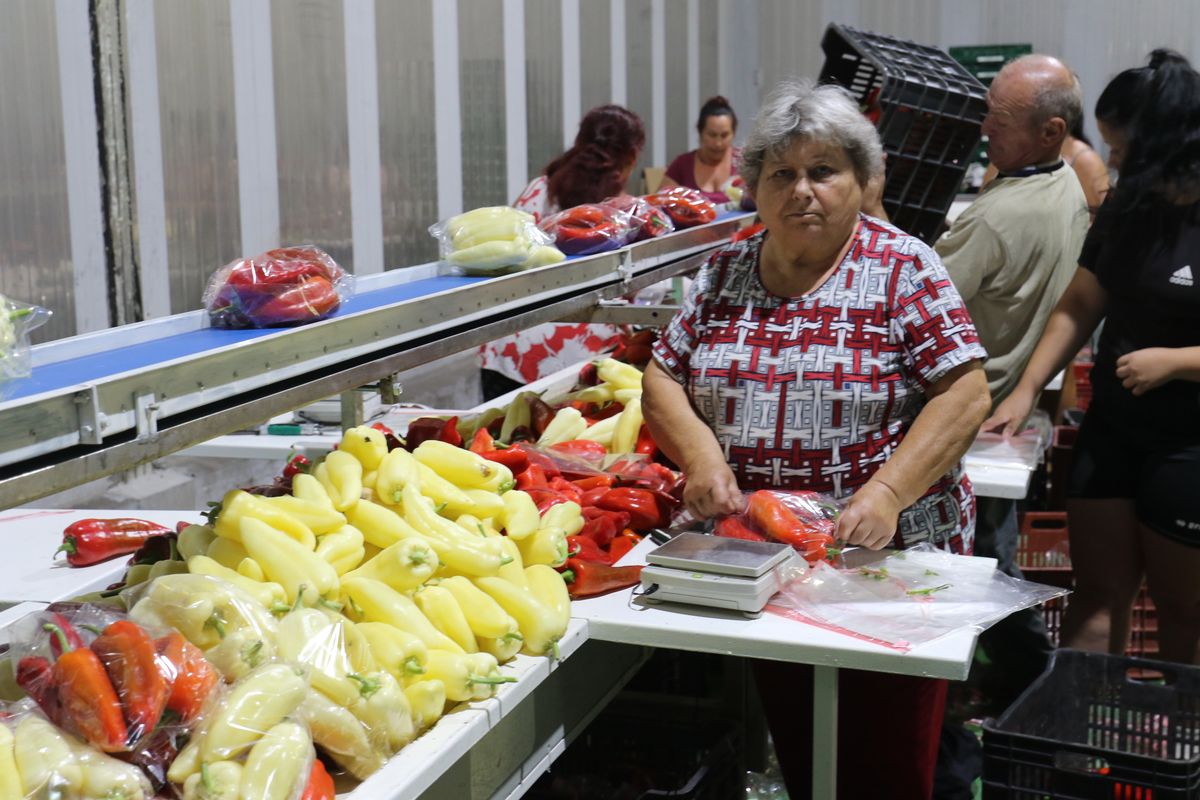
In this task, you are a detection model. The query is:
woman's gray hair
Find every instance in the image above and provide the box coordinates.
[741,80,884,190]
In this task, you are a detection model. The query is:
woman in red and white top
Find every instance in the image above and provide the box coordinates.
[479,105,646,399]
[644,80,991,799]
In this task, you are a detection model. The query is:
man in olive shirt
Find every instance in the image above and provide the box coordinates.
[935,56,1088,706]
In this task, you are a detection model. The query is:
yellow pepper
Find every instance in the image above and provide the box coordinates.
[614,387,641,405]
[348,671,414,753]
[525,564,571,639]
[439,575,514,639]
[499,393,532,442]
[463,652,515,700]
[356,621,429,681]
[276,608,356,703]
[341,576,464,653]
[186,555,287,609]
[402,484,505,576]
[448,488,506,520]
[577,414,618,446]
[374,448,422,506]
[341,617,376,674]
[206,536,250,570]
[131,573,279,652]
[70,736,152,799]
[14,715,81,796]
[415,462,474,508]
[292,472,335,507]
[236,557,267,582]
[261,494,346,535]
[238,721,312,800]
[204,628,274,681]
[541,500,584,536]
[612,396,644,454]
[477,618,524,664]
[240,517,339,604]
[517,524,568,568]
[422,650,514,703]
[413,584,478,653]
[345,496,423,549]
[177,523,216,560]
[597,357,644,391]
[0,723,21,800]
[497,536,528,587]
[455,513,499,540]
[536,407,588,446]
[476,576,561,658]
[413,440,514,492]
[298,689,383,780]
[317,450,363,512]
[339,425,389,472]
[315,525,366,575]
[501,490,540,540]
[342,537,438,592]
[570,383,615,405]
[202,664,307,762]
[213,489,315,549]
[403,680,447,730]
[182,761,241,800]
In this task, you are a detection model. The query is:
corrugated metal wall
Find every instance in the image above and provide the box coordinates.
[6,0,1200,341]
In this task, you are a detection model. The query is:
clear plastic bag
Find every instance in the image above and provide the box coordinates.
[537,204,637,256]
[0,701,156,800]
[643,187,719,229]
[203,245,353,329]
[767,543,1070,651]
[429,206,563,275]
[600,194,675,241]
[713,489,843,563]
[0,294,50,393]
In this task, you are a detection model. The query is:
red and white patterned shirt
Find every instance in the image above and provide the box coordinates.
[652,216,987,552]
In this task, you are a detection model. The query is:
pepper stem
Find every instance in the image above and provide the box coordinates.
[348,673,382,698]
[560,570,576,584]
[467,673,519,685]
[403,657,425,676]
[42,622,73,654]
[54,538,78,557]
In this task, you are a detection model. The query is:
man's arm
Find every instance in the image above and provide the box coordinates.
[933,212,1006,304]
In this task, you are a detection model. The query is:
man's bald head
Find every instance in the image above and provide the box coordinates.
[983,54,1081,171]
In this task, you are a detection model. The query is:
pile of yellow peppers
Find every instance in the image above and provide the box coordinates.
[157,424,576,782]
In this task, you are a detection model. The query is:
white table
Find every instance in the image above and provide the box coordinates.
[572,539,979,800]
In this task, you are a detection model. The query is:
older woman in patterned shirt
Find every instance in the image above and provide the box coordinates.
[643,81,991,799]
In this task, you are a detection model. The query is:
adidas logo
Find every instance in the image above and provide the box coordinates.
[1170,265,1194,287]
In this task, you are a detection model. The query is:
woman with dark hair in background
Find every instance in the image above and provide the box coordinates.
[480,105,645,400]
[988,50,1200,664]
[660,95,742,205]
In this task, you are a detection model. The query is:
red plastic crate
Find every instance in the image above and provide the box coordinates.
[1017,512,1158,658]
[1072,361,1094,411]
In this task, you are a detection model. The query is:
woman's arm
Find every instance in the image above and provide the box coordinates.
[657,175,680,191]
[984,266,1108,434]
[642,359,743,519]
[836,362,991,549]
[1116,346,1200,394]
[1071,148,1111,216]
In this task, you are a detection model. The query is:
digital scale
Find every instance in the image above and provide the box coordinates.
[639,533,802,617]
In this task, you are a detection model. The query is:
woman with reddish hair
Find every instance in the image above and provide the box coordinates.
[480,106,646,399]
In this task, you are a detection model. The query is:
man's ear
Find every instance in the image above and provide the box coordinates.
[1042,116,1067,146]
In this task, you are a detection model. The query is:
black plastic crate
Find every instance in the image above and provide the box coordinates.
[819,23,987,244]
[983,650,1200,799]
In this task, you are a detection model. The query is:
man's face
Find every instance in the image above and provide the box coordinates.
[981,71,1043,173]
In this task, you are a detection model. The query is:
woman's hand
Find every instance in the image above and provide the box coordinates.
[981,384,1035,437]
[835,480,902,550]
[682,460,744,520]
[1116,348,1177,395]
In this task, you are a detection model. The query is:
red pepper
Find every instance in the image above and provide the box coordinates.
[529,397,556,437]
[572,475,614,492]
[56,518,173,567]
[607,529,642,563]
[516,465,549,491]
[282,453,311,479]
[527,489,569,514]
[548,476,584,502]
[244,275,341,327]
[299,759,336,800]
[585,403,625,423]
[561,558,644,599]
[715,516,768,542]
[595,487,669,531]
[548,440,608,460]
[609,459,680,494]
[226,258,330,288]
[404,417,450,451]
[579,485,611,507]
[746,491,835,551]
[472,430,531,472]
[91,620,169,744]
[45,623,129,752]
[16,656,63,725]
[512,444,562,478]
[469,428,494,454]
[156,632,219,721]
[566,535,610,564]
[438,416,463,448]
[371,421,404,451]
[577,510,622,548]
[577,362,599,386]
[634,424,658,457]
[46,612,85,659]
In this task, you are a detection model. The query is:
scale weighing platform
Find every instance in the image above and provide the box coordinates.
[639,533,801,617]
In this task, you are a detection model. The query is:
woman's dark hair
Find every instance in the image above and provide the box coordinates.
[1094,49,1200,265]
[544,105,645,210]
[697,95,737,134]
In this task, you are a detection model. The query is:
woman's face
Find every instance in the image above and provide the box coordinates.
[1097,118,1128,170]
[699,114,735,159]
[750,137,864,257]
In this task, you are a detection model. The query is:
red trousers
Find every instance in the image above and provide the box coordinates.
[752,660,947,800]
